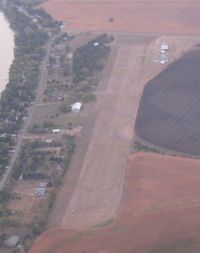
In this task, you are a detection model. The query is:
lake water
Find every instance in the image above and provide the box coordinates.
[0,11,14,94]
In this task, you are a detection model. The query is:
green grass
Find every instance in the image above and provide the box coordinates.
[150,239,200,253]
[93,219,114,228]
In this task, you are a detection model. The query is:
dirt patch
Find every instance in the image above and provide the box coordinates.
[29,153,200,253]
[43,0,200,35]
[8,181,43,225]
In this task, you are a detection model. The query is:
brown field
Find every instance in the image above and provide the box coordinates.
[43,0,200,35]
[30,152,200,253]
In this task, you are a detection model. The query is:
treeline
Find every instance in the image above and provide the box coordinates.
[0,4,44,133]
[14,0,46,7]
[73,33,113,83]
[13,136,75,184]
[0,0,59,175]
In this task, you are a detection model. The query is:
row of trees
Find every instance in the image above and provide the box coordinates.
[13,135,75,183]
[73,33,112,83]
[0,0,60,176]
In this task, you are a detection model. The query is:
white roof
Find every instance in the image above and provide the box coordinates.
[52,129,60,133]
[71,102,82,111]
[67,52,73,59]
[4,236,20,247]
[161,43,169,50]
[35,187,46,194]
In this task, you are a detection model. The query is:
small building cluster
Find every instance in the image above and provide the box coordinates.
[35,182,47,197]
[160,42,169,64]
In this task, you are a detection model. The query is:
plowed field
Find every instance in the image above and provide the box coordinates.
[43,0,200,35]
[135,49,200,156]
[29,153,200,253]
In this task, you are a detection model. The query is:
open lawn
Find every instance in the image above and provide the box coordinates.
[43,0,200,34]
[8,181,43,224]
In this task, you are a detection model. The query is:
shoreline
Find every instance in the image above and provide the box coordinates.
[0,0,60,184]
[0,11,14,94]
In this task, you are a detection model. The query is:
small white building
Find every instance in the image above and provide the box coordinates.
[35,187,47,197]
[52,129,60,134]
[94,42,99,47]
[71,102,82,112]
[45,139,53,144]
[39,182,48,188]
[160,60,166,64]
[4,236,20,247]
[160,43,169,51]
[67,52,73,60]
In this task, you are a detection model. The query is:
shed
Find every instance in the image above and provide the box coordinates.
[52,129,60,134]
[35,187,46,197]
[45,139,53,144]
[39,182,48,187]
[160,43,169,51]
[71,102,82,112]
[67,52,73,60]
[4,236,20,247]
[94,42,99,47]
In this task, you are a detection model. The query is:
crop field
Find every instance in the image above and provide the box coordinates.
[43,0,200,34]
[135,49,200,156]
[29,153,200,253]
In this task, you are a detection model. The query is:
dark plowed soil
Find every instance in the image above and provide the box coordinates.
[135,49,200,156]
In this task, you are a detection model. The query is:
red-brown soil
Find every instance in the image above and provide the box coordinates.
[29,153,200,253]
[43,0,200,35]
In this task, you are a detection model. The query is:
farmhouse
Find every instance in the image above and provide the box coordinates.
[71,102,82,112]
